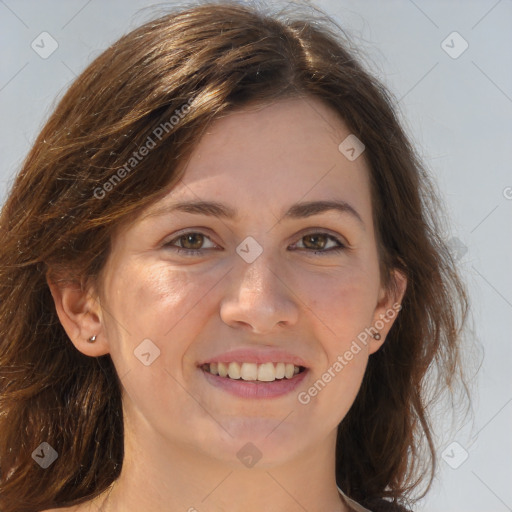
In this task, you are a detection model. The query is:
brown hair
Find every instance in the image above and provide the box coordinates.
[0,1,471,510]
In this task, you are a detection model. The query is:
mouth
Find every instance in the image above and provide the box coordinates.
[198,359,309,399]
[197,349,309,398]
[200,361,307,382]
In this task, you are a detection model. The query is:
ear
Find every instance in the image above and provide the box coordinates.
[368,268,407,355]
[46,274,109,357]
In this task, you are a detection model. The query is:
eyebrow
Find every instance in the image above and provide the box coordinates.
[148,199,364,227]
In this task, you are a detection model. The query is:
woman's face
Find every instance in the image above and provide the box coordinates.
[92,97,404,467]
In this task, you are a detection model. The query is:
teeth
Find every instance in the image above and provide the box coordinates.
[227,362,241,379]
[257,362,275,382]
[218,362,228,377]
[204,361,303,381]
[241,363,258,381]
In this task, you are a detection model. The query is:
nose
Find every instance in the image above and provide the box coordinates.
[219,252,300,334]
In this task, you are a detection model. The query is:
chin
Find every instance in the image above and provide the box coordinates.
[199,418,307,467]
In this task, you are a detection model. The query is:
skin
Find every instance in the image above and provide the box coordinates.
[47,96,406,512]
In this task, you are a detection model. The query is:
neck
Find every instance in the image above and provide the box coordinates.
[94,409,349,512]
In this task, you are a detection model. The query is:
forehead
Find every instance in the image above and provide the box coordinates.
[146,97,373,226]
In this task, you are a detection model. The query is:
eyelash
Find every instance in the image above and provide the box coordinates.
[164,230,347,257]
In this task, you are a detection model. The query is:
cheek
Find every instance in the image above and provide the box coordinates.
[300,262,379,341]
[103,261,223,421]
[298,268,375,425]
[103,260,223,369]
[109,261,208,327]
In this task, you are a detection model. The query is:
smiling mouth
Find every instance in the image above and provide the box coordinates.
[200,362,306,382]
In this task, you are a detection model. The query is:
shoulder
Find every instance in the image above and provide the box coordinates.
[38,487,109,511]
[339,487,412,512]
[39,504,90,512]
[39,508,80,512]
[39,509,75,512]
[363,498,413,512]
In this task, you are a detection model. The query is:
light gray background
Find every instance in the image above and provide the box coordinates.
[1,1,511,511]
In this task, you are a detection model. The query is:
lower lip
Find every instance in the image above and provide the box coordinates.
[200,368,308,399]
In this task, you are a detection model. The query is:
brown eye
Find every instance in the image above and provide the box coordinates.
[292,232,346,255]
[178,233,204,250]
[163,231,217,255]
[302,234,329,250]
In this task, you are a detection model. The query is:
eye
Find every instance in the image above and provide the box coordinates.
[163,231,218,256]
[291,232,346,255]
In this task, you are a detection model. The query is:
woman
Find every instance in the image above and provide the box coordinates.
[0,2,470,511]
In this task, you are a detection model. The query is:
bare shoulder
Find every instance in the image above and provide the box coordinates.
[39,507,81,512]
[39,508,77,512]
[38,487,109,511]
[39,503,92,512]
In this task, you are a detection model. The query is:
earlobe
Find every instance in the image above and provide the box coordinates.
[369,269,407,354]
[46,275,109,357]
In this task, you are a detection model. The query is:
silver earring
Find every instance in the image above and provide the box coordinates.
[373,332,381,340]
[87,335,97,343]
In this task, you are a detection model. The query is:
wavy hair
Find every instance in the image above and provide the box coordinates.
[0,1,471,510]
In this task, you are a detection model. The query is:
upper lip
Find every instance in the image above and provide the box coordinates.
[198,348,308,368]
